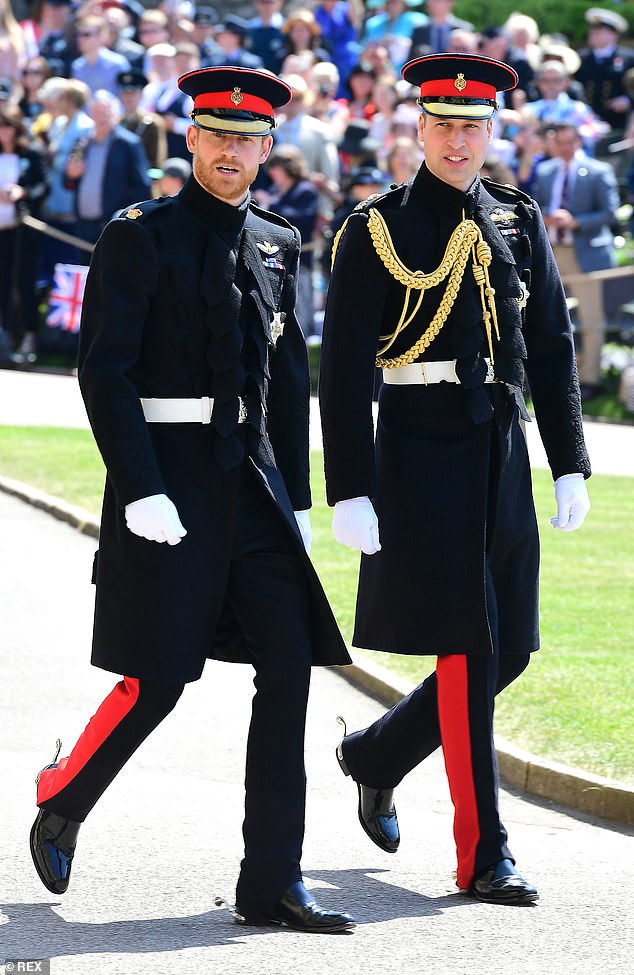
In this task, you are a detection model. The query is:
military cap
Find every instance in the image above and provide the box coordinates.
[192,7,218,27]
[216,15,250,38]
[585,7,628,34]
[148,157,192,181]
[116,68,149,90]
[402,53,518,120]
[100,0,144,20]
[338,119,381,155]
[178,65,292,136]
[347,164,384,187]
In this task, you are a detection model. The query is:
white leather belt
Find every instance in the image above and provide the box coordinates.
[140,396,248,424]
[382,359,496,385]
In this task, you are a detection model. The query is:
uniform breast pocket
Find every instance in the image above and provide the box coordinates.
[264,265,285,306]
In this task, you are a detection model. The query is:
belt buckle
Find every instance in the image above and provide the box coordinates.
[238,396,248,424]
[201,396,213,424]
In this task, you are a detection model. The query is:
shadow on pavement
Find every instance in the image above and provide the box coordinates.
[2,870,487,957]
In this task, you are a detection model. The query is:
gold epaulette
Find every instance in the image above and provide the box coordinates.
[330,187,404,269]
[330,215,350,270]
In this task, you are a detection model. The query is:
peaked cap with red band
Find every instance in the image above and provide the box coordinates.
[178,66,292,136]
[402,53,518,120]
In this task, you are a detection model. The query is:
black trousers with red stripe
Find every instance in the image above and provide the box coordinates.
[36,464,313,919]
[341,648,530,889]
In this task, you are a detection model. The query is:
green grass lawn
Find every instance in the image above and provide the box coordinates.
[1,425,632,784]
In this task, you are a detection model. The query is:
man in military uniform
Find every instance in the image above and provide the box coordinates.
[319,53,591,904]
[30,65,354,934]
[574,7,634,135]
[117,68,168,170]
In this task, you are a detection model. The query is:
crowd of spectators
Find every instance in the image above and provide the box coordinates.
[0,0,633,376]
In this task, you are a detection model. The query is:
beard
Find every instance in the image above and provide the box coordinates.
[192,155,257,205]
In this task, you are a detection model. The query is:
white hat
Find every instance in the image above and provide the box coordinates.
[538,36,581,76]
[147,43,177,58]
[585,8,628,34]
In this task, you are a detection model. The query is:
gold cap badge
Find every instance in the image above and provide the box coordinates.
[125,208,143,219]
[231,87,243,106]
[454,73,467,92]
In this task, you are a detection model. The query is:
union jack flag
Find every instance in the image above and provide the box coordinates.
[46,263,88,334]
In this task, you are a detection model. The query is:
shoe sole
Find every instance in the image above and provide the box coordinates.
[470,889,539,905]
[268,917,356,933]
[234,911,356,933]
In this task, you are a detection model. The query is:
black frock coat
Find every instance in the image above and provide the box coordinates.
[319,164,591,658]
[574,47,634,133]
[78,176,351,683]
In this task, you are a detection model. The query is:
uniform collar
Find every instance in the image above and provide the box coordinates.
[180,174,250,230]
[409,162,481,218]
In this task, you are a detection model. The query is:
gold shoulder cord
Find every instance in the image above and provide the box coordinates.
[332,207,500,369]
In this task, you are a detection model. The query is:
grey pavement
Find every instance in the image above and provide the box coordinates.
[1,488,633,975]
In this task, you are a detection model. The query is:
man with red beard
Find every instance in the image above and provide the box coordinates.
[29,66,354,934]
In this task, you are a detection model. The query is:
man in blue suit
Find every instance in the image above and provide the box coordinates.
[533,122,619,399]
[65,88,151,257]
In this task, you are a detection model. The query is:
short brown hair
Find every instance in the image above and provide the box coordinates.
[266,144,310,182]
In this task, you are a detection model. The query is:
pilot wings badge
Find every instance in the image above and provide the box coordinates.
[257,240,280,255]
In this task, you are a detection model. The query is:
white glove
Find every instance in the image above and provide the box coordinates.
[125,493,187,545]
[551,473,590,532]
[332,496,381,555]
[294,509,312,554]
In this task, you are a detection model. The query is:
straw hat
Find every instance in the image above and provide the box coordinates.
[281,9,320,37]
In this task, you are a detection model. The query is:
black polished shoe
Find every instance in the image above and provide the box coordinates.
[269,882,355,932]
[470,858,539,905]
[30,809,81,894]
[336,716,400,854]
[219,883,356,933]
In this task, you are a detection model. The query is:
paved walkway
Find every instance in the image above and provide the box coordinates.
[1,367,634,475]
[1,490,633,975]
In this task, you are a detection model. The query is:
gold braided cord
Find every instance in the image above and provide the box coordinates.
[330,216,350,269]
[361,207,499,369]
[369,207,477,292]
[377,237,472,363]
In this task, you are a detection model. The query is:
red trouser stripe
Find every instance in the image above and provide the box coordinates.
[36,676,140,805]
[436,655,480,889]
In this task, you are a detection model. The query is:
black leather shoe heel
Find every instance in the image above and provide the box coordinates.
[30,809,81,894]
[470,859,539,905]
[336,716,400,854]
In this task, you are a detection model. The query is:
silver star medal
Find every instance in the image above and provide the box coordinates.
[270,311,285,346]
